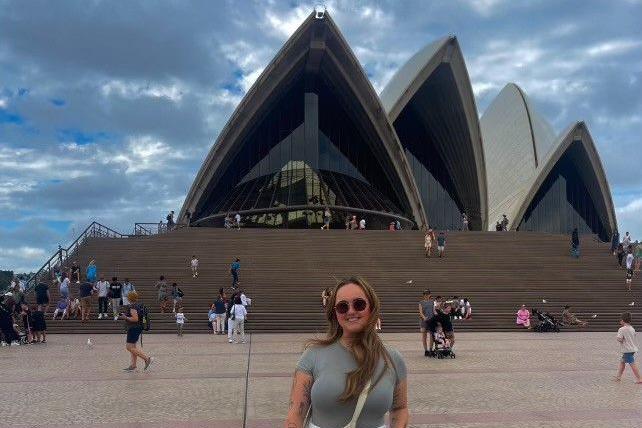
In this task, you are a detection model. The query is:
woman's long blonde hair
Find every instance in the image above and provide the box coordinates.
[307,276,394,402]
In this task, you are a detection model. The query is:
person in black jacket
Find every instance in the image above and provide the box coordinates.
[571,228,580,258]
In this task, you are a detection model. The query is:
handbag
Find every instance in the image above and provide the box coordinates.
[304,379,372,428]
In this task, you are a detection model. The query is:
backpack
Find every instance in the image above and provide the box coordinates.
[137,304,151,331]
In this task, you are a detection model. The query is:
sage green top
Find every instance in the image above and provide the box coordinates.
[296,341,406,428]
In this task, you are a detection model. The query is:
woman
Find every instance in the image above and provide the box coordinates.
[214,292,227,334]
[285,277,408,428]
[121,279,135,307]
[617,243,625,267]
[119,291,153,371]
[59,273,71,301]
[516,305,531,329]
[570,228,580,258]
[424,228,434,258]
[231,296,247,344]
[635,242,642,272]
[561,305,588,327]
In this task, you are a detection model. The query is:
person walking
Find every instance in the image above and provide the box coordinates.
[155,275,169,313]
[119,291,153,372]
[350,215,358,230]
[501,214,509,231]
[78,280,94,322]
[321,208,331,230]
[34,281,50,314]
[419,290,435,356]
[462,213,469,231]
[214,293,227,335]
[208,304,217,334]
[614,312,641,384]
[623,232,631,248]
[166,210,175,231]
[437,231,446,258]
[625,248,635,291]
[109,277,123,321]
[285,277,408,428]
[121,279,135,307]
[86,260,97,284]
[190,255,199,278]
[226,291,238,343]
[617,243,625,268]
[571,228,580,258]
[171,283,184,313]
[94,276,110,319]
[70,261,81,284]
[230,258,241,289]
[424,227,435,258]
[175,307,187,336]
[359,217,366,230]
[235,212,241,230]
[611,230,620,255]
[230,296,247,344]
[635,241,642,272]
[59,273,71,301]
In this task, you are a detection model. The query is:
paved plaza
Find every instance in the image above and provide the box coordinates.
[0,332,641,427]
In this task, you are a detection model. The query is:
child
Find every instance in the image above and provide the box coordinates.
[190,255,199,278]
[69,298,81,319]
[175,307,187,336]
[52,298,68,320]
[615,312,642,383]
[31,307,46,343]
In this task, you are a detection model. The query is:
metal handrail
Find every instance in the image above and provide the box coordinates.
[24,222,127,293]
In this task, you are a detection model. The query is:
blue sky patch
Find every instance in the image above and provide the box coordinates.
[0,110,24,125]
[50,98,66,106]
[56,128,113,145]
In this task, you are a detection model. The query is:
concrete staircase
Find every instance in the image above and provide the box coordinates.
[36,229,640,333]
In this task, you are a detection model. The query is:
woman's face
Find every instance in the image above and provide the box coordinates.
[334,283,371,336]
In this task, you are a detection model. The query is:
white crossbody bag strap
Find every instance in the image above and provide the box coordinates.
[343,379,372,428]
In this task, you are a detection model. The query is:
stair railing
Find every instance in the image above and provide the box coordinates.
[23,222,127,293]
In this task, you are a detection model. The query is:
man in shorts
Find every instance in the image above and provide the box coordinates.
[418,290,435,356]
[437,231,446,258]
[78,281,94,322]
[34,281,50,313]
[427,301,455,353]
[625,247,634,291]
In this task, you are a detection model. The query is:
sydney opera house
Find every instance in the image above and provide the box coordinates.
[180,11,616,241]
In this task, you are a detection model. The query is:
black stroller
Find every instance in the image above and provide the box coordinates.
[532,309,561,332]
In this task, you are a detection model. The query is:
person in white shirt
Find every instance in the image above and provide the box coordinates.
[239,290,251,307]
[190,255,199,278]
[614,312,641,383]
[235,213,241,230]
[230,296,247,344]
[623,232,631,248]
[121,279,135,307]
[175,308,187,337]
[359,218,366,230]
[625,250,635,291]
[94,277,110,319]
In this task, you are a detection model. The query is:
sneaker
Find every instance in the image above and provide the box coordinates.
[424,350,430,357]
[144,357,154,371]
[241,340,246,344]
[228,339,233,343]
[11,342,20,346]
[113,316,118,321]
[98,314,103,319]
[123,366,136,371]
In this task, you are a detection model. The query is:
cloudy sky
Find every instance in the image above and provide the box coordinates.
[1,0,641,272]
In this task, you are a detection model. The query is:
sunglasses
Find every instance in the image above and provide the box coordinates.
[334,298,368,314]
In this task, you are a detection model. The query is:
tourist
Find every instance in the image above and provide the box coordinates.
[571,228,580,258]
[34,281,50,314]
[285,277,408,428]
[625,247,634,291]
[224,214,232,229]
[463,298,472,319]
[19,303,33,343]
[121,278,135,307]
[239,289,251,307]
[321,208,331,230]
[623,231,631,248]
[428,300,456,351]
[424,227,435,258]
[31,306,46,343]
[52,298,68,320]
[53,263,62,283]
[94,276,110,319]
[345,214,351,230]
[359,217,366,230]
[59,273,70,301]
[388,221,396,231]
[155,275,170,313]
[235,212,241,229]
[166,210,175,231]
[70,261,80,284]
[0,296,19,345]
[208,304,217,334]
[171,283,184,313]
[175,306,187,336]
[68,298,81,319]
[214,293,226,334]
[561,305,587,327]
[191,255,199,278]
[119,291,153,372]
[226,291,239,342]
[350,215,358,230]
[635,241,642,272]
[611,230,620,255]
[321,287,331,308]
[614,312,641,384]
[495,221,502,231]
[230,296,247,344]
[419,289,435,356]
[230,258,241,288]
[437,231,446,258]
[78,280,94,322]
[109,277,123,321]
[617,243,625,267]
[462,212,468,231]
[395,220,401,230]
[516,305,531,329]
[86,260,97,283]
[501,214,509,231]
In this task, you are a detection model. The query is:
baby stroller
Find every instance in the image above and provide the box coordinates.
[532,309,560,333]
[432,330,456,359]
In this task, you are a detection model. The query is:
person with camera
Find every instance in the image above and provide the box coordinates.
[119,291,153,372]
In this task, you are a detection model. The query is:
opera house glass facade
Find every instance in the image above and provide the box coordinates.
[181,10,617,240]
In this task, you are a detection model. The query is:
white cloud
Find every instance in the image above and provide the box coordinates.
[100,79,186,102]
[586,39,642,57]
[0,97,7,108]
[264,5,311,39]
[0,246,48,272]
[464,0,507,16]
[108,135,185,174]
